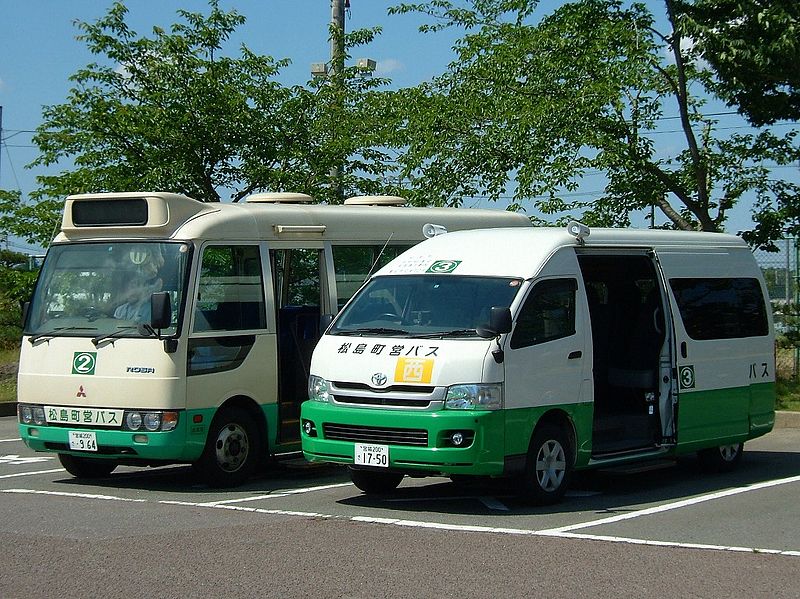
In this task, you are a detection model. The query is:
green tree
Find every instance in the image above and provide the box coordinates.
[389,0,800,246]
[675,0,800,127]
[0,248,38,348]
[2,2,399,247]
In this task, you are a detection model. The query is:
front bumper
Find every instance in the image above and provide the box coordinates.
[300,401,506,476]
[18,415,203,463]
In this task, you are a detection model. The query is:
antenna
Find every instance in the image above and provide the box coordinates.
[364,233,394,282]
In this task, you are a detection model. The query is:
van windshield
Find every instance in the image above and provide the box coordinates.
[331,275,523,338]
[25,242,191,340]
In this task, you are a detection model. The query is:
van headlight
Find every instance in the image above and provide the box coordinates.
[308,375,331,402]
[445,384,503,410]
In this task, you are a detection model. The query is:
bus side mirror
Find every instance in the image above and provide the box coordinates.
[476,307,512,339]
[150,292,172,331]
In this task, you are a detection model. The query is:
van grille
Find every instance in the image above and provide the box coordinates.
[322,423,428,447]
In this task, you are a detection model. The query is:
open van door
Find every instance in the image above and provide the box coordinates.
[656,248,772,450]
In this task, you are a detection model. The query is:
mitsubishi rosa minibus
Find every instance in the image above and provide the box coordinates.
[16,191,530,487]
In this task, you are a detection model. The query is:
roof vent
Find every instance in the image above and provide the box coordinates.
[344,195,406,207]
[245,192,314,204]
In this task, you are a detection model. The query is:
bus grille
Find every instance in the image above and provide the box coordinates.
[322,423,428,447]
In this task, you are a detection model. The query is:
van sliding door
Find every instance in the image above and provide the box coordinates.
[657,249,772,449]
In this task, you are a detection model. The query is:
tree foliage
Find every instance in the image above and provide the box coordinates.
[389,0,800,246]
[675,0,800,127]
[2,2,399,247]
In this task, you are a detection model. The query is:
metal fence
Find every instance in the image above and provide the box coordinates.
[755,238,798,379]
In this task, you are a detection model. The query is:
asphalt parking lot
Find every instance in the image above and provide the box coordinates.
[2,414,799,597]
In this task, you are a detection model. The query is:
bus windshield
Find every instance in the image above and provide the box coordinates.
[331,275,523,338]
[25,242,191,339]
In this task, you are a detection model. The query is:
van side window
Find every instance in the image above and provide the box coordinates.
[193,245,266,332]
[511,278,577,349]
[669,277,768,340]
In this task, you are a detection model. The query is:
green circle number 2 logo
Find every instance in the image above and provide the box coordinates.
[426,260,462,274]
[679,365,695,389]
[72,352,97,375]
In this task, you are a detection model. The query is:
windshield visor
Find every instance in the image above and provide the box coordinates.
[331,275,522,338]
[25,242,191,339]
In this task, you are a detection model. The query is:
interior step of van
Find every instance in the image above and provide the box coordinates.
[279,418,301,443]
[592,412,660,454]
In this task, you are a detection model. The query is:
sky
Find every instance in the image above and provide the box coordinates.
[0,0,797,255]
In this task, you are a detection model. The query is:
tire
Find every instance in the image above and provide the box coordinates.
[519,424,572,505]
[58,453,117,478]
[698,442,743,473]
[349,468,404,494]
[196,406,260,488]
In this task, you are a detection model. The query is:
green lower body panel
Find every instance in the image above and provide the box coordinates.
[675,382,775,454]
[19,409,207,464]
[301,401,507,476]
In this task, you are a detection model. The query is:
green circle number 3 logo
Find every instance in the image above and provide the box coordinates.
[72,352,97,375]
[679,365,695,389]
[426,260,462,274]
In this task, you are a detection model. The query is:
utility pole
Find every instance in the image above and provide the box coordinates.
[330,0,346,203]
[0,105,4,185]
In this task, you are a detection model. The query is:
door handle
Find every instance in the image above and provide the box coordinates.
[568,351,582,360]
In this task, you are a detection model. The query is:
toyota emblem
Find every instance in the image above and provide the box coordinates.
[371,372,388,387]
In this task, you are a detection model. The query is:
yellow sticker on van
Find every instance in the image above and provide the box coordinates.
[395,357,434,384]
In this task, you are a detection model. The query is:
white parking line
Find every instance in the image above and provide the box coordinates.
[0,468,66,479]
[538,473,800,534]
[0,438,22,443]
[2,488,147,502]
[161,499,335,519]
[199,482,354,506]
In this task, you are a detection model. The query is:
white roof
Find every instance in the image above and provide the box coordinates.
[377,226,748,279]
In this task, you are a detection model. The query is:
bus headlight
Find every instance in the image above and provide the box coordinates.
[125,412,143,430]
[308,375,331,402]
[445,384,503,411]
[143,412,161,431]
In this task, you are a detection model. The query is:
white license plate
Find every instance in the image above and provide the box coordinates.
[68,431,98,452]
[354,443,389,468]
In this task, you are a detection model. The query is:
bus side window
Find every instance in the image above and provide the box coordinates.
[193,245,266,332]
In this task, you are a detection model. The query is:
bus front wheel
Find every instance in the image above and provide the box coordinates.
[520,424,572,505]
[349,468,404,494]
[197,406,259,488]
[58,454,117,478]
[698,443,743,473]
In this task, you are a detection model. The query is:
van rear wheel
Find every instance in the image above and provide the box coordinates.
[349,468,404,494]
[58,454,117,478]
[519,424,572,505]
[698,442,743,473]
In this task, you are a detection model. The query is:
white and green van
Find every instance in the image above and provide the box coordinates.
[301,224,775,503]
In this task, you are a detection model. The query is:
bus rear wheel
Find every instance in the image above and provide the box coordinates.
[197,406,259,488]
[58,454,117,478]
[519,424,572,505]
[698,442,743,473]
[349,468,404,494]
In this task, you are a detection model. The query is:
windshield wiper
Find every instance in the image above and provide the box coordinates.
[29,327,96,345]
[338,327,410,337]
[414,329,479,339]
[91,324,156,346]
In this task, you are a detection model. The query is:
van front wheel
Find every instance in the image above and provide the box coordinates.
[520,424,572,505]
[698,442,743,473]
[349,468,404,494]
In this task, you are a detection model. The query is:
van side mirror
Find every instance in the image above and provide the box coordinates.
[20,301,30,327]
[320,313,334,332]
[476,307,512,339]
[150,292,172,331]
